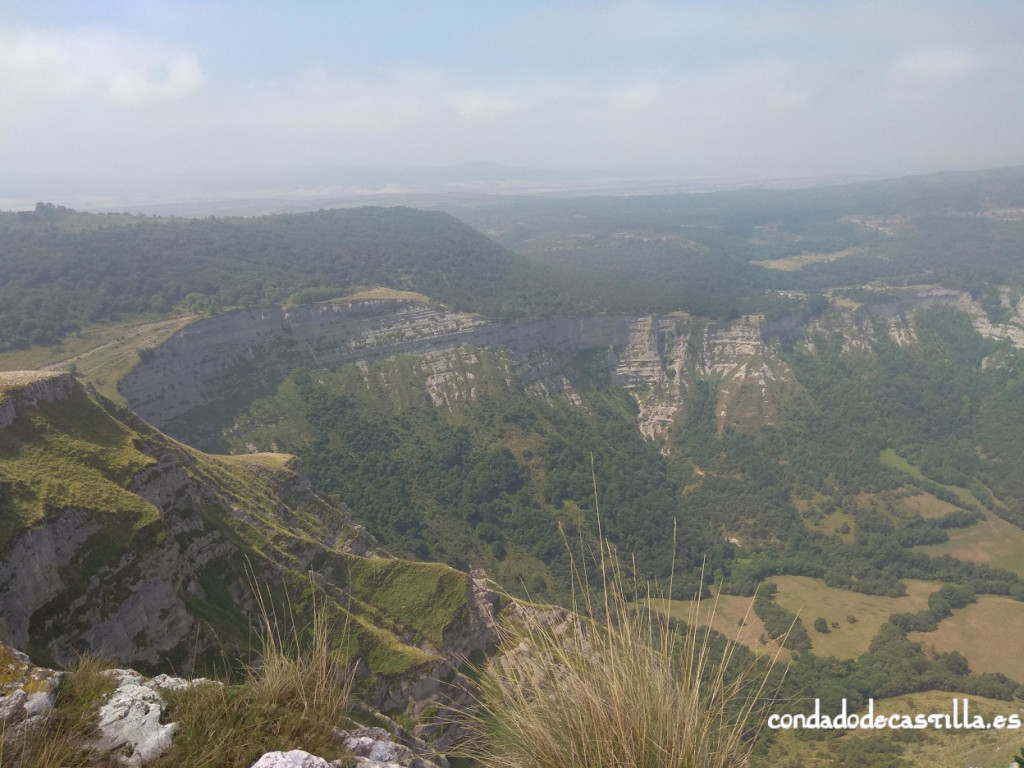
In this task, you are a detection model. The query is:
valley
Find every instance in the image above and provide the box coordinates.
[6,167,1024,765]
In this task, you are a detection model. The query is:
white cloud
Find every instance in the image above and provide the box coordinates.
[2,3,1024,200]
[889,48,987,85]
[0,26,204,106]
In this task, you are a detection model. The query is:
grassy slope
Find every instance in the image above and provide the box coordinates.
[764,690,1024,768]
[0,380,469,680]
[908,596,1024,682]
[644,593,778,656]
[0,387,158,550]
[879,449,1024,577]
[917,511,1024,577]
[0,314,195,402]
[770,576,937,660]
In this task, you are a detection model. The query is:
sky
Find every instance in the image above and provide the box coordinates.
[2,0,1024,203]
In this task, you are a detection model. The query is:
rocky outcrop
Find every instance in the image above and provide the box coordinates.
[0,645,62,736]
[0,370,76,431]
[0,378,506,755]
[0,643,449,768]
[249,732,448,768]
[118,300,638,449]
[120,297,800,449]
[0,378,359,668]
[94,668,218,767]
[127,290,1019,452]
[0,508,104,650]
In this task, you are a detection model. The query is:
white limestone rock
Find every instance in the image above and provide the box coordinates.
[93,668,218,766]
[249,750,337,768]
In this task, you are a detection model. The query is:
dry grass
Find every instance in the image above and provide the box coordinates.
[464,467,786,768]
[1,583,355,768]
[0,654,117,768]
[0,314,194,403]
[771,576,937,660]
[467,562,784,767]
[153,580,355,768]
[917,510,1024,577]
[751,248,862,271]
[645,592,780,657]
[214,452,297,470]
[334,287,434,304]
[909,596,1024,683]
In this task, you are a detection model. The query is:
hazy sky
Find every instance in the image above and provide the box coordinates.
[2,0,1024,201]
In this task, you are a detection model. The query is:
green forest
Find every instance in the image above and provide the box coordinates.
[7,166,1024,350]
[224,301,1024,712]
[9,167,1024,738]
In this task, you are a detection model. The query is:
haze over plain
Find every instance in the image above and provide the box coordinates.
[3,0,1024,207]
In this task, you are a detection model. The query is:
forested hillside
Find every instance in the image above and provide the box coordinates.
[9,168,1024,735]
[0,204,565,351]
[9,166,1024,353]
[451,165,1024,319]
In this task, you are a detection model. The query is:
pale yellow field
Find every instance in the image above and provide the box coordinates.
[0,314,194,402]
[752,247,862,271]
[771,576,938,659]
[909,596,1024,682]
[215,452,297,470]
[897,490,964,519]
[644,593,780,655]
[918,511,1024,578]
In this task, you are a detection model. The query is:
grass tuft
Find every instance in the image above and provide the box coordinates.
[463,465,785,768]
[152,579,355,768]
[0,653,117,768]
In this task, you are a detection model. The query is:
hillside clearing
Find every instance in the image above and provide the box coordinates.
[770,576,937,659]
[916,510,1024,577]
[909,596,1024,683]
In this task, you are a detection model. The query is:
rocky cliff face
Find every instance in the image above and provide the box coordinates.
[119,299,642,449]
[0,371,76,431]
[0,376,499,729]
[119,288,1024,452]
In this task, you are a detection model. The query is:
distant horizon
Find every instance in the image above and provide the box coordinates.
[3,1,1023,207]
[4,160,1021,218]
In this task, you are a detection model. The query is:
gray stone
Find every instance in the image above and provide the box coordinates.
[93,676,178,767]
[23,690,55,718]
[249,749,335,768]
[0,688,28,726]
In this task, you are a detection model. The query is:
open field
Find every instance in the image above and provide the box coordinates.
[751,247,862,271]
[909,596,1024,682]
[764,690,1024,768]
[770,576,937,659]
[879,449,989,510]
[917,511,1024,577]
[0,314,195,403]
[644,593,779,655]
[215,452,297,470]
[896,489,964,519]
[336,287,434,303]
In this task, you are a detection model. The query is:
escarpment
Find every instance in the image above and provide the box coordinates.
[119,299,640,449]
[0,375,502,736]
[0,371,77,431]
[120,288,1018,451]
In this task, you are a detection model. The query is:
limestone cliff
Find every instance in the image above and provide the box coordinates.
[119,288,1023,454]
[0,373,499,739]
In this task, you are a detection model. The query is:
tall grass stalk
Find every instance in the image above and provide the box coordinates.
[466,462,786,768]
[153,575,354,768]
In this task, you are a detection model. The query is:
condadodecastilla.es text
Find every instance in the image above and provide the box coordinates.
[768,699,1022,731]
